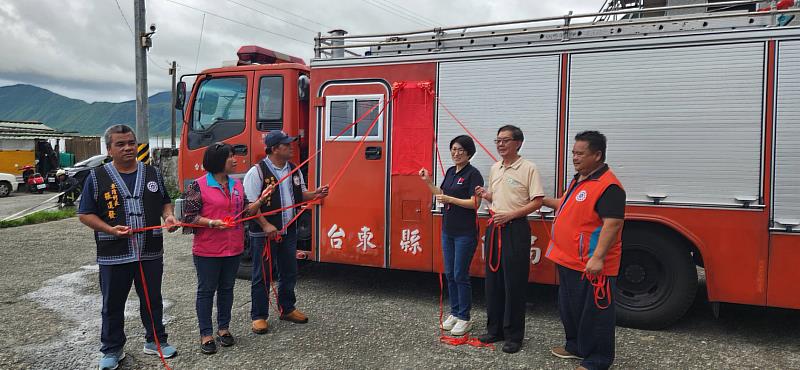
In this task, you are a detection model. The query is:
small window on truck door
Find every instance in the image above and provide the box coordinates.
[257,76,284,131]
[325,95,383,141]
[187,77,247,150]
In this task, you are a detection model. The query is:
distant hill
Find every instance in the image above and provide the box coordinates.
[0,84,182,135]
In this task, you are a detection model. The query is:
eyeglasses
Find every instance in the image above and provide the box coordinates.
[450,148,466,154]
[494,138,516,145]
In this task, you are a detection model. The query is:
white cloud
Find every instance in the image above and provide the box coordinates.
[0,0,601,102]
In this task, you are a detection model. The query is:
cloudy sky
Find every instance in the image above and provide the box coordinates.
[0,0,599,103]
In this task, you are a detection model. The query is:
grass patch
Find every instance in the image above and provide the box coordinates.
[0,207,77,228]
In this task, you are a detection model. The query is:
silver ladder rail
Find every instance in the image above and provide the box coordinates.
[314,0,798,59]
[594,0,645,23]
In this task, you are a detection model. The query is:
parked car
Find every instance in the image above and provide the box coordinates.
[0,172,21,197]
[47,154,110,190]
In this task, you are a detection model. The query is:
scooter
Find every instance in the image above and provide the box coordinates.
[21,165,47,194]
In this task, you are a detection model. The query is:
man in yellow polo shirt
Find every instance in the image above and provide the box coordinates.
[475,124,544,354]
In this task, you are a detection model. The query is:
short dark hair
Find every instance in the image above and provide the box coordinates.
[497,124,524,152]
[104,124,136,149]
[497,125,524,142]
[449,135,476,159]
[575,130,607,162]
[203,142,233,174]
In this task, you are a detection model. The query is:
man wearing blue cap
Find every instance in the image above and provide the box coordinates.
[243,131,329,334]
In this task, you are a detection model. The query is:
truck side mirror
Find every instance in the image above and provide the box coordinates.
[298,74,310,101]
[175,81,186,110]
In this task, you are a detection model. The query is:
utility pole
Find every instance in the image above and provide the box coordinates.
[134,0,152,163]
[169,61,177,150]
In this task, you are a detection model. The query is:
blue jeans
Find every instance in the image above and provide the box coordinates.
[98,258,167,354]
[193,254,240,337]
[442,232,477,321]
[250,225,298,320]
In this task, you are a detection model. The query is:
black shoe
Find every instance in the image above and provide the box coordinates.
[502,341,521,354]
[200,339,217,354]
[477,333,504,344]
[216,332,235,347]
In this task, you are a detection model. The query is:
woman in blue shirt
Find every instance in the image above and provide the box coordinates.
[419,135,484,336]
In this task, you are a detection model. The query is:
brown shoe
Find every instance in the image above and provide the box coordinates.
[551,346,583,360]
[279,309,309,324]
[576,367,589,370]
[252,319,269,334]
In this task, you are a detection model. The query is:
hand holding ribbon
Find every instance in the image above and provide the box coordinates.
[313,184,330,200]
[163,215,179,233]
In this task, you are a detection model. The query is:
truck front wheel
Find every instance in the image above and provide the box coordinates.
[615,227,698,330]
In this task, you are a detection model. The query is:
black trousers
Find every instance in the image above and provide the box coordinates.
[99,258,167,354]
[484,218,530,344]
[557,264,616,370]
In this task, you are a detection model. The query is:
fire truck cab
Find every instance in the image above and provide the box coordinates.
[177,0,800,329]
[176,46,310,189]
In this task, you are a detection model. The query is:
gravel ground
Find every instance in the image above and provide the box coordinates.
[0,192,62,220]
[0,214,798,369]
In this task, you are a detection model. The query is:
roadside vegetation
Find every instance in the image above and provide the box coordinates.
[0,207,76,228]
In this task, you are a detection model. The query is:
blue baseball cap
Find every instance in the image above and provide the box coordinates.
[264,130,298,148]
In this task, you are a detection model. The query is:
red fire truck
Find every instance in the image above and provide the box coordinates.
[175,0,800,329]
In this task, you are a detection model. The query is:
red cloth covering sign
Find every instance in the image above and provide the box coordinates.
[391,81,434,175]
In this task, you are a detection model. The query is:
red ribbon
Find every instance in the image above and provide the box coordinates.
[486,212,504,273]
[128,237,173,370]
[582,271,612,310]
[437,272,494,349]
[259,237,284,316]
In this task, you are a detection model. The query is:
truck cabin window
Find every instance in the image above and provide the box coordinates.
[257,76,284,131]
[192,77,247,131]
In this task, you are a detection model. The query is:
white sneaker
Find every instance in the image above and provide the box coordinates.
[441,315,458,330]
[451,319,473,336]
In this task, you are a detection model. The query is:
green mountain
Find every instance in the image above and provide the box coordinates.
[0,84,182,135]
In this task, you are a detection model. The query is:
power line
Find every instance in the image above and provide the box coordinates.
[148,56,171,70]
[113,0,169,71]
[360,0,435,28]
[113,0,134,34]
[163,0,313,46]
[362,0,432,27]
[227,0,319,34]
[195,13,206,73]
[375,0,440,27]
[245,0,334,30]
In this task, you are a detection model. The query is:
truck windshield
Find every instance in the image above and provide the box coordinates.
[192,77,247,131]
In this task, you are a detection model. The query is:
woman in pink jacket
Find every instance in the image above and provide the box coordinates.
[182,143,270,354]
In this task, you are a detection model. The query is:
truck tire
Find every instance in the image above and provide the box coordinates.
[0,181,11,197]
[236,240,311,280]
[237,236,253,280]
[237,257,253,280]
[615,227,697,330]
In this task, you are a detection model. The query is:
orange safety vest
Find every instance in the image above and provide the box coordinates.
[545,168,624,276]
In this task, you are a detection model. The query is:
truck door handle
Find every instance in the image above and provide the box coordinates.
[232,144,248,156]
[365,146,382,160]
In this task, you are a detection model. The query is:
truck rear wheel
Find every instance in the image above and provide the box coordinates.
[616,227,697,330]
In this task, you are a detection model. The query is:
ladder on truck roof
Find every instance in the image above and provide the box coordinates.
[314,0,799,59]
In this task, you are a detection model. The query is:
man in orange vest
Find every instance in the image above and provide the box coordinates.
[543,131,625,370]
